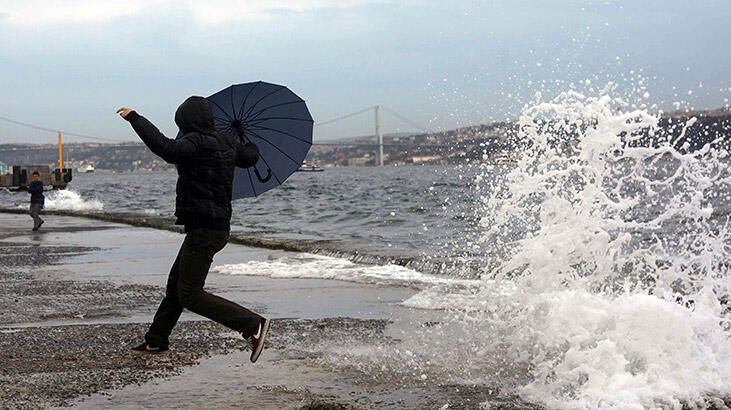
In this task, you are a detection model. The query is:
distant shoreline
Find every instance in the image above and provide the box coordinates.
[3,106,728,171]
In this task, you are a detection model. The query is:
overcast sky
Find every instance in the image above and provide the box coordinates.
[0,0,730,144]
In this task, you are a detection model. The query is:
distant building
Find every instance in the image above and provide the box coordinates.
[347,157,371,166]
[411,155,441,164]
[0,161,8,175]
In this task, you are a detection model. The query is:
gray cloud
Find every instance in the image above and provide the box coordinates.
[0,0,729,143]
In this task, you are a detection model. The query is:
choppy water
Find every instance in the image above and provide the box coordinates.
[2,87,731,409]
[2,163,491,273]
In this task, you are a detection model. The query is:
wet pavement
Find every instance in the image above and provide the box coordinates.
[1,213,417,322]
[5,213,511,409]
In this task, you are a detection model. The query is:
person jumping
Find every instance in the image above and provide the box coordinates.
[117,97,270,363]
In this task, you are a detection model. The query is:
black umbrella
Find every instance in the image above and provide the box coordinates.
[182,81,314,199]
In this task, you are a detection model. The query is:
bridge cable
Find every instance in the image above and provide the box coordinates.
[0,115,124,143]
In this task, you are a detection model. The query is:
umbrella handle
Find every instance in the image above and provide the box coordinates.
[254,167,272,183]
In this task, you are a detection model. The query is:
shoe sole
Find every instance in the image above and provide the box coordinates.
[132,348,168,354]
[250,319,271,363]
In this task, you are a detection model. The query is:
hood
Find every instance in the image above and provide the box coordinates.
[175,96,216,135]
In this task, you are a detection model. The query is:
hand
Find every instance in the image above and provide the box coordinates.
[116,107,134,118]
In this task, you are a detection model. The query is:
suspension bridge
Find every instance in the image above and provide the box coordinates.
[0,106,436,166]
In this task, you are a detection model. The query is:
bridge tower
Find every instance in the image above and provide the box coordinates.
[374,105,383,166]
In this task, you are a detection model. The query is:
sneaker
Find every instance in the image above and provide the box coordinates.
[245,318,271,363]
[132,342,168,353]
[32,228,38,231]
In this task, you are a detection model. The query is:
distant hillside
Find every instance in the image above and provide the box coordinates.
[2,107,729,171]
[0,142,169,171]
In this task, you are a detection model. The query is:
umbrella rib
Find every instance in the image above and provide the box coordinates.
[214,116,231,126]
[245,166,258,197]
[208,100,235,122]
[248,116,314,125]
[223,126,240,141]
[230,86,237,119]
[247,124,312,145]
[238,81,261,121]
[246,129,303,167]
[221,125,251,144]
[248,100,305,121]
[242,86,286,120]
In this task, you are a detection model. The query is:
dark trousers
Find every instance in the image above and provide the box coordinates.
[145,228,262,348]
[29,203,43,229]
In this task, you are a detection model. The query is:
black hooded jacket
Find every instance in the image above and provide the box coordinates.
[124,96,259,231]
[27,180,44,204]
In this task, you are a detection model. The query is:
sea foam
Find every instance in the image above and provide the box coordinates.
[213,253,476,289]
[44,190,103,211]
[458,88,729,408]
[312,88,731,409]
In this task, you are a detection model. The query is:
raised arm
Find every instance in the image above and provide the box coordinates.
[117,108,199,165]
[237,142,260,168]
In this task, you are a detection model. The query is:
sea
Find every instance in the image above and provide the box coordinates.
[2,89,730,408]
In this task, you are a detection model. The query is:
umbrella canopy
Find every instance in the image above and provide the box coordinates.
[179,81,313,199]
